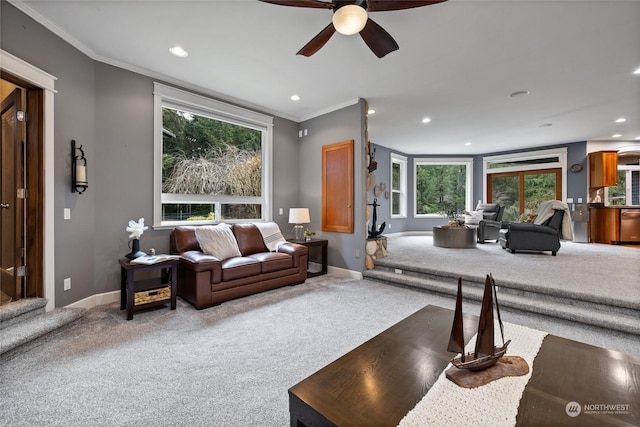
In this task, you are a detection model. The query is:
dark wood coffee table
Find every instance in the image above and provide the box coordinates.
[288,305,639,426]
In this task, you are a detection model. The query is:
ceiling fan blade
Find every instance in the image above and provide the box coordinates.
[258,0,334,9]
[366,0,447,12]
[359,18,399,58]
[297,23,337,57]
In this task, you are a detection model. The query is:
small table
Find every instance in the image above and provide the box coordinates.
[433,225,477,248]
[119,258,178,320]
[287,238,328,277]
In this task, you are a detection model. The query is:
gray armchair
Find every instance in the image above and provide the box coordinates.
[499,209,565,256]
[475,203,505,243]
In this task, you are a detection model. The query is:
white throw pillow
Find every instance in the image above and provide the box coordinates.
[195,224,242,260]
[464,210,484,225]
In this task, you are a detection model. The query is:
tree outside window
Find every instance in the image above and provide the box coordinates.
[153,83,272,226]
[414,159,472,216]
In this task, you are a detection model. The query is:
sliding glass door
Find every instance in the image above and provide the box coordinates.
[488,169,562,221]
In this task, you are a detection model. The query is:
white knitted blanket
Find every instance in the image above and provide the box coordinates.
[398,322,547,427]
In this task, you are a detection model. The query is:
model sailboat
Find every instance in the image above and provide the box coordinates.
[447,274,511,371]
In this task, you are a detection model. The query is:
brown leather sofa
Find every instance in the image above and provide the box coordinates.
[170,224,308,309]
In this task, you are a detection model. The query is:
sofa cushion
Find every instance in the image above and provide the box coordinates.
[464,210,483,225]
[221,257,262,281]
[172,226,201,253]
[233,223,269,256]
[248,252,293,273]
[195,224,242,260]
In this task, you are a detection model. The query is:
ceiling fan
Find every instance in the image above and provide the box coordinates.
[259,0,447,58]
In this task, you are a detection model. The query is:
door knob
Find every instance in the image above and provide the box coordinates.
[0,203,9,209]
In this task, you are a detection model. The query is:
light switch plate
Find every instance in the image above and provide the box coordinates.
[64,208,71,220]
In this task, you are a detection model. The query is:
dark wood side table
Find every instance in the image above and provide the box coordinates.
[118,258,178,320]
[287,238,328,277]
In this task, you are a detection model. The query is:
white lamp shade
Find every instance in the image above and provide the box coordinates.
[332,5,368,35]
[289,208,310,224]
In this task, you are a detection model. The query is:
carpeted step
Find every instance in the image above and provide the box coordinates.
[0,298,47,330]
[0,308,86,361]
[364,269,640,336]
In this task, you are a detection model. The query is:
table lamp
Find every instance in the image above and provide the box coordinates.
[289,208,310,241]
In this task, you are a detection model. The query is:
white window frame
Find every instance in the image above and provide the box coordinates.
[482,148,567,201]
[413,158,474,218]
[390,153,407,218]
[153,83,273,228]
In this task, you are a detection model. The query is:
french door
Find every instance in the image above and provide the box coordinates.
[488,168,562,222]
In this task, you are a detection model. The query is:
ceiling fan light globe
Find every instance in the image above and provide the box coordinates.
[332,5,368,35]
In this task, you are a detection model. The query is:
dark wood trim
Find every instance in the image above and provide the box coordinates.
[488,168,562,215]
[1,72,45,298]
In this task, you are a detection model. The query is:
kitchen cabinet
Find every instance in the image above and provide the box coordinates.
[589,151,618,188]
[590,207,619,243]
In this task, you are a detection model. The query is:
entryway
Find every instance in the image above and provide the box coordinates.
[1,73,45,304]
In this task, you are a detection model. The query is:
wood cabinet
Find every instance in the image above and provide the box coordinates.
[589,151,618,188]
[590,207,620,244]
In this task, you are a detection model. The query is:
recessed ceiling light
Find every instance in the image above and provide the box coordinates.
[169,46,188,57]
[538,123,553,128]
[615,117,627,123]
[634,67,640,75]
[635,136,640,140]
[612,134,622,138]
[464,141,472,146]
[368,109,375,115]
[509,90,530,98]
[422,117,431,124]
[290,95,301,101]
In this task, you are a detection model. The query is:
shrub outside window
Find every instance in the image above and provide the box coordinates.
[153,83,273,227]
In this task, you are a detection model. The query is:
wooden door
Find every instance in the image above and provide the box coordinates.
[322,140,354,233]
[1,88,24,301]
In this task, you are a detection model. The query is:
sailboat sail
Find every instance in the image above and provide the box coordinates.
[448,274,510,372]
[447,278,465,362]
[474,275,495,357]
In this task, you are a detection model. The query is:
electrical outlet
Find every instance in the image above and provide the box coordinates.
[64,278,71,291]
[355,249,360,258]
[279,208,283,215]
[395,269,403,274]
[388,223,391,230]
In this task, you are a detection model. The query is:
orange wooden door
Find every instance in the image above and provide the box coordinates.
[322,140,354,233]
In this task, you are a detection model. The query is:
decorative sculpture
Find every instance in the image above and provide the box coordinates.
[367,198,385,238]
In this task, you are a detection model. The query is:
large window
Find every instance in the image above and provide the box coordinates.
[390,153,407,217]
[606,168,640,206]
[153,83,273,227]
[484,148,566,221]
[414,158,473,217]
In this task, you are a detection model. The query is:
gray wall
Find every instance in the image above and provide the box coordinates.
[1,2,320,307]
[298,101,367,272]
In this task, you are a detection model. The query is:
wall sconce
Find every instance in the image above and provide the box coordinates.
[71,140,88,194]
[288,208,310,241]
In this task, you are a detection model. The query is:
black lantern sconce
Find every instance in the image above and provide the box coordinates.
[71,140,88,194]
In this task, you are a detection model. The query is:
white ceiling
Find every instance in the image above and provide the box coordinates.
[13,0,640,155]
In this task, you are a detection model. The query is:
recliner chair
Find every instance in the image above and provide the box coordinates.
[475,203,505,243]
[499,209,565,256]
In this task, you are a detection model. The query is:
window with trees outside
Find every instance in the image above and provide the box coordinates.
[606,167,640,206]
[153,83,273,227]
[484,148,566,222]
[390,153,407,217]
[414,158,473,217]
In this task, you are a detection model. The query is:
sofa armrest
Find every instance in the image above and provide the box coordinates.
[479,219,502,228]
[277,242,308,268]
[508,222,559,236]
[179,251,223,273]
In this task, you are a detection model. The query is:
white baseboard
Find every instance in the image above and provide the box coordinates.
[65,291,119,309]
[328,266,362,280]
